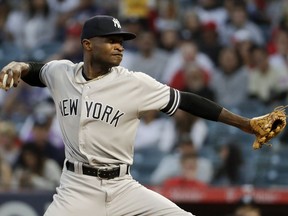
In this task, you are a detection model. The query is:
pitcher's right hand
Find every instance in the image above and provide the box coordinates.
[0,61,29,90]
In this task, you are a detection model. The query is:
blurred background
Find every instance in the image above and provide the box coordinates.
[1,0,288,216]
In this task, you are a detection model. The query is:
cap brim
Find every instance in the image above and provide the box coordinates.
[101,31,136,41]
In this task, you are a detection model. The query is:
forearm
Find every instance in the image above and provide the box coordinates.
[218,108,253,133]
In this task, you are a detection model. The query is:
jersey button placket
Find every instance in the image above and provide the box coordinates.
[83,85,90,99]
[79,85,90,156]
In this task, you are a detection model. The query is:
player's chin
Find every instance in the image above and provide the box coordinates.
[110,57,122,66]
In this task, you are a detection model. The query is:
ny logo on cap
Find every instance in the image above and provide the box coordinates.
[112,18,121,29]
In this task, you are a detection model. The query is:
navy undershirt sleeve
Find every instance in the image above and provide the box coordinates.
[177,91,223,121]
[21,62,46,87]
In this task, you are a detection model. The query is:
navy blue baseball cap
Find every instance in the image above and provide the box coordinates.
[81,15,136,41]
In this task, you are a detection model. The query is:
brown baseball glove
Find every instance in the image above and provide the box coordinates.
[250,106,287,149]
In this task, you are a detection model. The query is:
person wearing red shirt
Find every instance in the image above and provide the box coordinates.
[162,152,208,190]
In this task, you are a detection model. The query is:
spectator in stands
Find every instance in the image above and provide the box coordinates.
[119,18,147,68]
[145,110,209,185]
[5,0,57,50]
[179,40,214,77]
[223,0,235,15]
[158,27,180,54]
[161,152,208,191]
[0,81,50,123]
[198,21,222,66]
[3,1,26,46]
[22,115,64,167]
[24,0,57,49]
[179,9,202,43]
[134,110,175,154]
[47,21,83,62]
[19,98,63,149]
[244,0,270,31]
[266,0,288,28]
[150,134,213,185]
[193,0,228,28]
[164,40,214,85]
[212,141,244,186]
[174,109,209,151]
[154,0,180,33]
[128,31,168,82]
[170,62,215,101]
[248,45,288,105]
[120,17,144,52]
[234,204,262,216]
[210,46,249,108]
[0,120,20,169]
[219,1,264,46]
[13,144,61,190]
[0,154,12,190]
[52,0,105,41]
[19,99,64,167]
[232,29,255,69]
[0,0,11,44]
[269,29,288,73]
[47,0,80,14]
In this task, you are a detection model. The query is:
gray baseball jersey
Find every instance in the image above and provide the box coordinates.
[40,60,180,166]
[41,60,194,216]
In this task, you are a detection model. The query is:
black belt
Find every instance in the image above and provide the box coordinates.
[66,161,129,179]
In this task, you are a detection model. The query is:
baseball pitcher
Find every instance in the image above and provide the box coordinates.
[0,15,286,216]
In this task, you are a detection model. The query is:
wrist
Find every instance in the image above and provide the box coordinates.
[219,108,253,133]
[19,62,31,77]
[241,118,253,134]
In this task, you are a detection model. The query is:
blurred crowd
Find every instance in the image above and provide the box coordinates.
[1,0,288,193]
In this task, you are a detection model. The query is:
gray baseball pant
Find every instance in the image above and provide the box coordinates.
[44,163,194,216]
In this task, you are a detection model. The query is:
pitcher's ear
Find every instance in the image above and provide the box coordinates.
[82,39,91,50]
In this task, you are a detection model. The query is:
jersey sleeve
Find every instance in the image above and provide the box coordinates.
[39,60,59,88]
[39,60,74,89]
[160,88,180,115]
[134,72,180,116]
